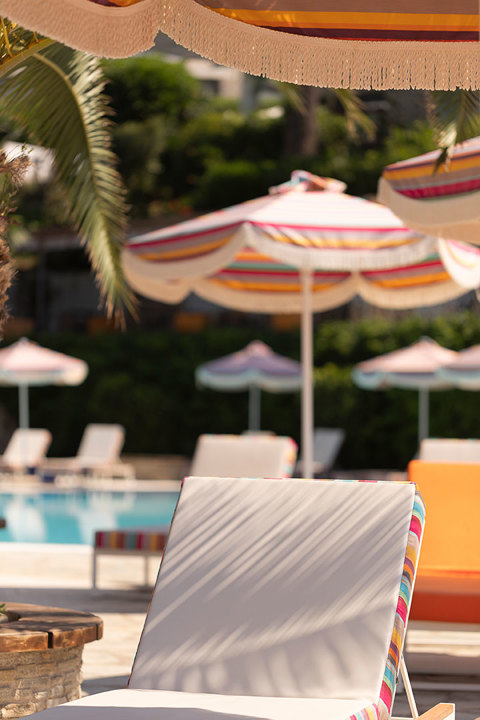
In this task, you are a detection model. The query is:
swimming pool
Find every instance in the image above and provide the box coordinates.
[0,490,179,545]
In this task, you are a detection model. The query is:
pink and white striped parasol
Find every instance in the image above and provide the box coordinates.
[378,137,480,245]
[123,171,465,476]
[437,345,480,390]
[353,337,458,443]
[196,340,302,430]
[0,338,88,428]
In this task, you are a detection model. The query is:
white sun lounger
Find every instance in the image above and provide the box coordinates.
[296,427,345,476]
[31,476,452,720]
[419,437,480,464]
[190,434,297,477]
[0,428,52,474]
[42,424,134,480]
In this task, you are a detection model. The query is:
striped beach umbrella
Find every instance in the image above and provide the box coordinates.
[3,0,480,90]
[196,340,302,431]
[122,171,461,477]
[378,137,480,244]
[353,337,458,444]
[437,345,480,389]
[0,337,88,428]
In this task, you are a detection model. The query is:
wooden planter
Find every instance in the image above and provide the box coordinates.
[0,603,103,719]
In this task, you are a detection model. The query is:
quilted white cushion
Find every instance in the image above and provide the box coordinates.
[190,435,296,478]
[29,688,375,720]
[131,477,414,700]
[420,438,480,463]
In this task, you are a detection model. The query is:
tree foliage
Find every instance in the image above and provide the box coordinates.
[0,26,133,319]
[8,310,480,470]
[103,54,202,125]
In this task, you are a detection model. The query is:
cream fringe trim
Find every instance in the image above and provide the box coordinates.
[0,0,159,58]
[378,178,480,244]
[4,0,480,88]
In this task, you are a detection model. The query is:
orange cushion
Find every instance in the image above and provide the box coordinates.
[408,460,480,622]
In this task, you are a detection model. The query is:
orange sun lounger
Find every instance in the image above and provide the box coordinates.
[408,459,480,623]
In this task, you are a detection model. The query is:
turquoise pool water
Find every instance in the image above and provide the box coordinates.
[0,490,179,545]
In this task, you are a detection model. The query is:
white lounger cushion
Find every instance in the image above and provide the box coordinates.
[190,435,296,478]
[76,423,125,466]
[419,438,480,463]
[2,428,51,469]
[130,477,415,701]
[28,688,375,720]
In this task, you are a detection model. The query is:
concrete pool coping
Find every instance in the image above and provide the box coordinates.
[0,479,182,493]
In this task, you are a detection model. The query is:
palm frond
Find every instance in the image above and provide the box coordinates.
[0,148,29,333]
[273,81,307,114]
[0,40,134,320]
[0,20,52,76]
[332,89,376,143]
[428,90,480,169]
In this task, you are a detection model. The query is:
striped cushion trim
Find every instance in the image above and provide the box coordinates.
[314,479,424,720]
[95,529,168,551]
[378,491,425,719]
[348,706,380,720]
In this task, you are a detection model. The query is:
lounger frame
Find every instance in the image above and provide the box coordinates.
[92,547,162,590]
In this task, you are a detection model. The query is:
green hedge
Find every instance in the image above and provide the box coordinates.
[4,311,480,470]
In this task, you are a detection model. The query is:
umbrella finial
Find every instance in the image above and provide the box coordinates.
[269,171,347,196]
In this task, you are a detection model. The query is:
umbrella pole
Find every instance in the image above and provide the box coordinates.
[19,384,30,429]
[248,386,261,432]
[301,270,314,478]
[418,389,429,445]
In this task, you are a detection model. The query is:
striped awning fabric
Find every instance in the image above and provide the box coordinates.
[379,137,480,244]
[94,528,168,551]
[3,0,480,89]
[197,247,469,312]
[125,243,470,313]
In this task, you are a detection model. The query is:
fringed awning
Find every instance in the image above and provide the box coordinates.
[379,137,480,243]
[3,0,480,89]
[124,243,469,312]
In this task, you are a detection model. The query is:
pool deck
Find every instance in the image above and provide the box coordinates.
[0,543,479,719]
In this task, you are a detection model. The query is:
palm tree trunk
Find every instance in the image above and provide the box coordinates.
[284,86,321,157]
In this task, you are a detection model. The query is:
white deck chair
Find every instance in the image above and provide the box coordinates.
[419,438,480,464]
[190,434,297,478]
[0,428,51,473]
[30,476,453,720]
[296,427,345,476]
[42,424,134,479]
